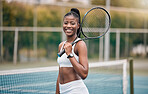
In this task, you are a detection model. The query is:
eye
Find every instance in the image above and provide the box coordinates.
[71,22,76,25]
[63,21,68,25]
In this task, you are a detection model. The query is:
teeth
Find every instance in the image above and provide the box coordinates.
[67,30,72,32]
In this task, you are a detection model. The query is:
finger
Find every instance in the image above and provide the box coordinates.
[64,43,72,49]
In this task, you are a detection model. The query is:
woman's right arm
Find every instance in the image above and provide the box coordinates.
[56,71,60,94]
[56,42,63,94]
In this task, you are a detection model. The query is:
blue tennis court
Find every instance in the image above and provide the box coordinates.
[0,62,148,94]
[0,71,123,94]
[133,76,148,94]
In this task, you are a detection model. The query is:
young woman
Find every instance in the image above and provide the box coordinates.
[56,8,89,94]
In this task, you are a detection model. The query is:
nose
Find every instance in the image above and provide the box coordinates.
[67,23,71,28]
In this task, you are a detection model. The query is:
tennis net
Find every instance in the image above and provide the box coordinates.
[86,59,128,94]
[0,59,128,94]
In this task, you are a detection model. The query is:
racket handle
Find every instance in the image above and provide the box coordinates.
[57,38,81,57]
[57,49,65,57]
[57,42,76,57]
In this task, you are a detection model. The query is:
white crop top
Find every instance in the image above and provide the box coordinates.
[57,40,79,67]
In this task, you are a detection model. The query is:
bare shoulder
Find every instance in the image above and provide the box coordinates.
[74,40,87,57]
[76,40,87,51]
[77,40,86,47]
[75,40,88,60]
[58,41,65,52]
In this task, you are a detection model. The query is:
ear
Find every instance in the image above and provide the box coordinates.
[77,23,80,29]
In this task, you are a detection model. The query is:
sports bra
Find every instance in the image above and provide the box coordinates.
[57,39,79,67]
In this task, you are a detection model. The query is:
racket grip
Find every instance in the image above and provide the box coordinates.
[57,42,75,57]
[57,38,81,57]
[57,49,65,57]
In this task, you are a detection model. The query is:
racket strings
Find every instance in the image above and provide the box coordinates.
[85,10,106,29]
[82,8,110,38]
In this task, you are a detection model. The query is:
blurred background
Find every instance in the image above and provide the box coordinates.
[0,0,148,67]
[0,0,148,94]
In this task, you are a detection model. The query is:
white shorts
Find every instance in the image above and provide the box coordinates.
[59,79,89,94]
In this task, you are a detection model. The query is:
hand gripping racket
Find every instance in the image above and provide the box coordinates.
[57,7,111,57]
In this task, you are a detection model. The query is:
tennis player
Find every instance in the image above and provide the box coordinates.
[56,8,89,94]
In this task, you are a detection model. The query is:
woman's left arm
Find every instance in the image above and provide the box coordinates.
[69,41,88,79]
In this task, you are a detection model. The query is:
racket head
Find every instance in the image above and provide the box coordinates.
[80,7,111,39]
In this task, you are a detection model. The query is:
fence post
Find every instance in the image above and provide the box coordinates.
[0,0,3,63]
[99,37,103,61]
[116,30,120,60]
[13,28,18,64]
[128,58,134,94]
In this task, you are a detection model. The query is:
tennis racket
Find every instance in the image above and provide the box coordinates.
[58,7,111,57]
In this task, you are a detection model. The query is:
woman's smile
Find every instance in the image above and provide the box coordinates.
[65,29,72,32]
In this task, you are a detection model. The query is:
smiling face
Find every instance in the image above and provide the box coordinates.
[63,15,80,37]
